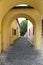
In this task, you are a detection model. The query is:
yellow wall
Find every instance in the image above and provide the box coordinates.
[9,19,20,44]
[0,0,42,53]
[1,18,20,51]
[1,8,42,53]
[0,0,43,20]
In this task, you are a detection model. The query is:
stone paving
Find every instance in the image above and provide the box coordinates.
[1,37,43,65]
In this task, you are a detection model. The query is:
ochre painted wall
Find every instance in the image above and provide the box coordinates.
[9,19,20,44]
[1,19,20,52]
[0,0,43,51]
[0,0,42,53]
[1,8,42,53]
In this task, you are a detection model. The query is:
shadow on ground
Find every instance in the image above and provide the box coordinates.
[1,37,43,65]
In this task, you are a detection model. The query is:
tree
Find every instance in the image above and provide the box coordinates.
[20,20,27,36]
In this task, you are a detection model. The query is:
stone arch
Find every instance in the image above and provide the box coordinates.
[1,8,41,52]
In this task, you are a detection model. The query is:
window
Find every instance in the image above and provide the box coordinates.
[12,29,16,35]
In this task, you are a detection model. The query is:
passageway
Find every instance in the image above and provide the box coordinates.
[0,1,43,65]
[1,37,43,65]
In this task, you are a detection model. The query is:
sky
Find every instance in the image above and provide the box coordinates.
[18,18,33,28]
[18,18,26,23]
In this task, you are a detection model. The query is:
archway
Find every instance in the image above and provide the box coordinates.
[1,8,41,52]
[17,17,34,43]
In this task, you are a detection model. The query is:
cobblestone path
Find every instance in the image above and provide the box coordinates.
[1,37,43,65]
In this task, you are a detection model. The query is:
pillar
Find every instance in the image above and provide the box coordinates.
[0,23,1,53]
[34,20,42,50]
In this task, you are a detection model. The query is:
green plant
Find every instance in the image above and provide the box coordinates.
[20,20,27,36]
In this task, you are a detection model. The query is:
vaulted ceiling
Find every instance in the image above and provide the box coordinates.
[0,0,43,20]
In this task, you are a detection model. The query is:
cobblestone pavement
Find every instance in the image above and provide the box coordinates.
[1,37,43,65]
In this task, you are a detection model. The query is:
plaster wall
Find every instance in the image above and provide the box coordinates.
[1,8,42,53]
[9,19,20,44]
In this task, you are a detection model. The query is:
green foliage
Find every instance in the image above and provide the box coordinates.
[20,20,27,36]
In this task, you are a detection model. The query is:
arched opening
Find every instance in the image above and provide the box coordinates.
[0,1,42,65]
[12,4,34,9]
[1,14,35,52]
[8,17,34,45]
[16,4,28,6]
[17,18,34,43]
[1,7,41,52]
